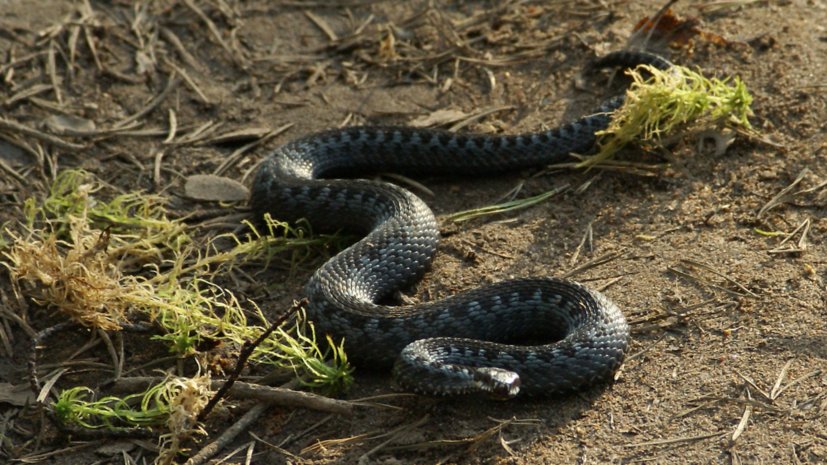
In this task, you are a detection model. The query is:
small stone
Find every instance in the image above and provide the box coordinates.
[95,441,136,456]
[185,174,249,202]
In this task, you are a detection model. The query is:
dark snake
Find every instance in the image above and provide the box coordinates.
[251,51,672,398]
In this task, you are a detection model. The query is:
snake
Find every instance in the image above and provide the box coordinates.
[251,51,672,398]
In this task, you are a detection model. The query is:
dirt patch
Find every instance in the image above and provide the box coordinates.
[1,0,826,464]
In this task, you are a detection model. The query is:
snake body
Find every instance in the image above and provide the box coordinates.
[251,51,672,398]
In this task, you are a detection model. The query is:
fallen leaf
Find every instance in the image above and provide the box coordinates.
[185,174,249,202]
[0,382,37,406]
[43,114,96,135]
[631,9,728,48]
[409,109,469,128]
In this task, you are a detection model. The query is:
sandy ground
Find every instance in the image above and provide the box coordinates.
[1,0,826,464]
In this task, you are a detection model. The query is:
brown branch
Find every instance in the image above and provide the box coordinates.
[197,299,305,422]
[0,118,86,152]
[111,376,354,416]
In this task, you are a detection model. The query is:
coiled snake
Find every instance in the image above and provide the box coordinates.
[251,51,672,398]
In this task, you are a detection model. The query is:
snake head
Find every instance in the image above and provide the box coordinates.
[474,367,521,400]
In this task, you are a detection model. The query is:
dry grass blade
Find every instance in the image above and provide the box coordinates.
[380,173,435,196]
[733,369,770,400]
[358,415,430,461]
[627,432,722,448]
[683,396,784,414]
[112,74,182,129]
[442,184,568,223]
[381,417,540,454]
[164,110,177,144]
[159,26,202,70]
[731,390,752,442]
[561,250,624,279]
[37,367,68,402]
[771,369,822,402]
[447,105,515,132]
[47,41,62,104]
[304,10,338,41]
[570,221,593,265]
[174,120,219,145]
[181,0,249,69]
[794,178,827,195]
[628,299,718,326]
[0,51,48,75]
[0,152,28,185]
[213,124,294,176]
[162,57,210,104]
[249,431,300,460]
[667,261,757,299]
[5,83,53,106]
[548,157,667,177]
[757,168,808,219]
[672,396,722,419]
[679,259,759,298]
[770,359,793,401]
[767,219,809,255]
[595,276,623,292]
[347,393,415,410]
[300,418,415,456]
[698,0,762,13]
[15,444,95,463]
[624,333,668,364]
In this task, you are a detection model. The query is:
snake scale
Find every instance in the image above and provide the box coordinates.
[251,51,673,398]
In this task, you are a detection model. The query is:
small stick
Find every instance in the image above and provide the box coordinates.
[196,299,305,422]
[0,118,85,152]
[184,402,269,465]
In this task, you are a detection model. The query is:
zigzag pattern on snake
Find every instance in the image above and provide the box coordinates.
[251,51,673,398]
